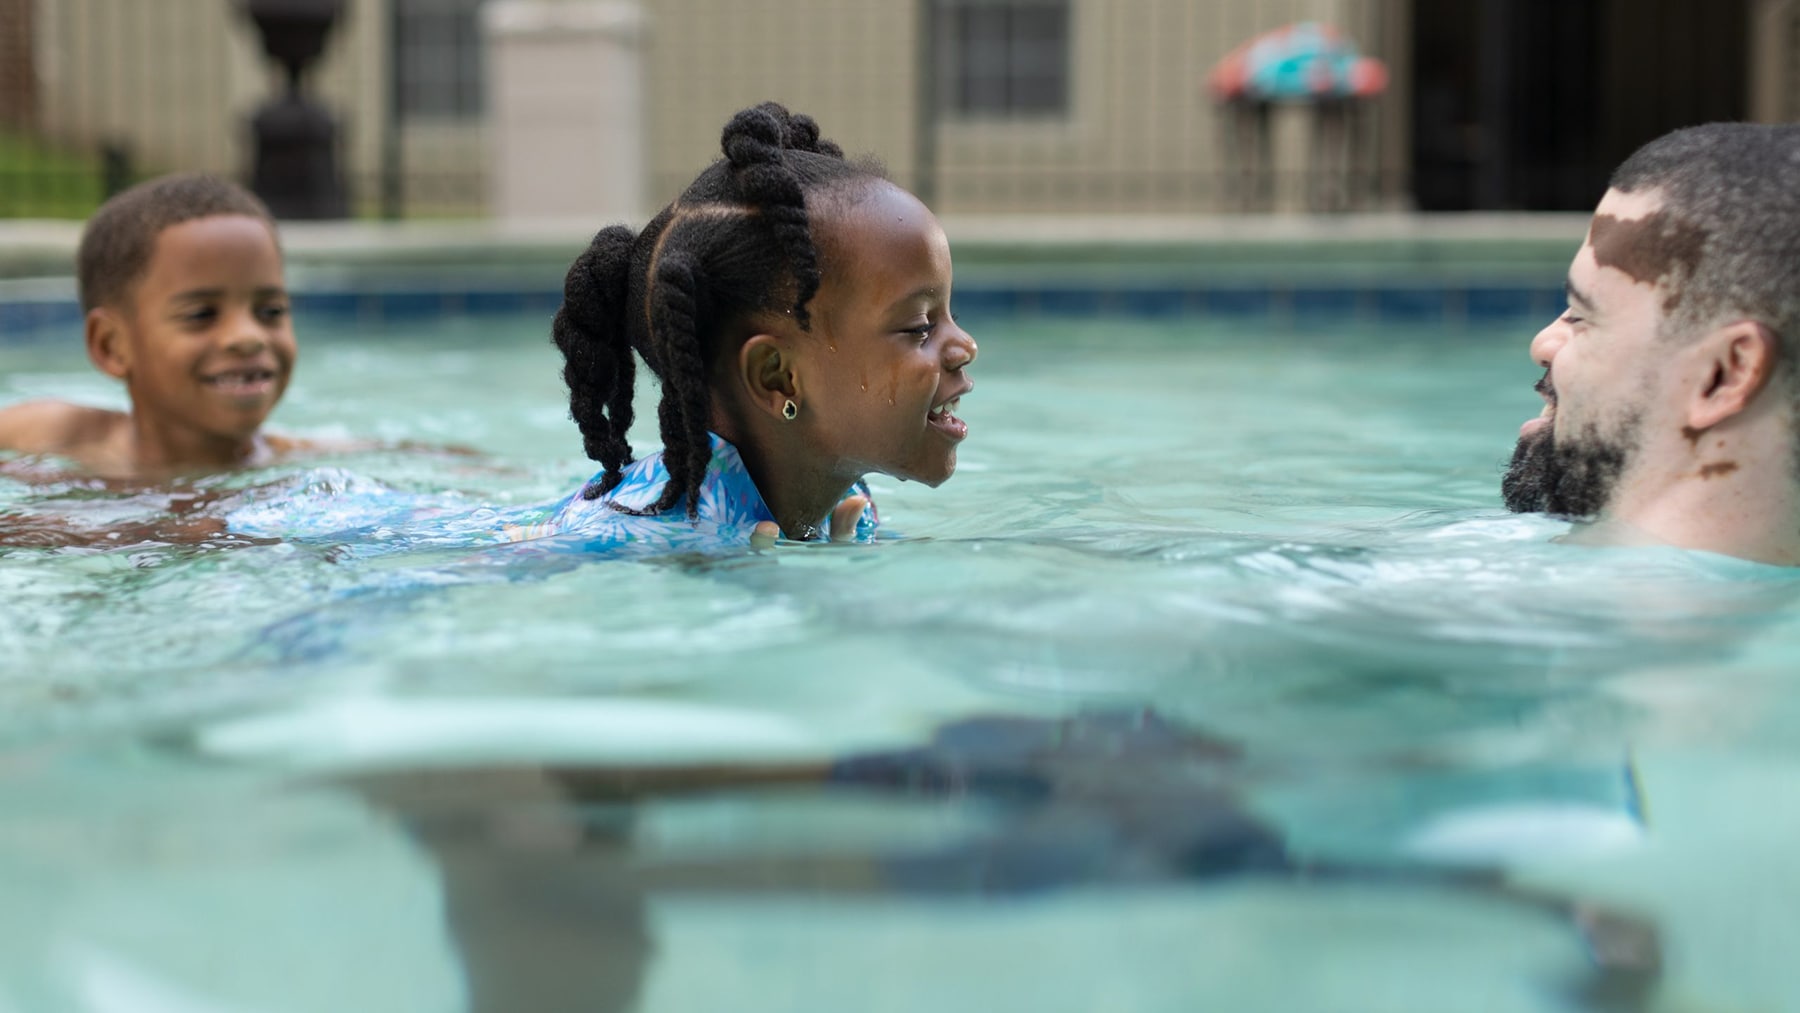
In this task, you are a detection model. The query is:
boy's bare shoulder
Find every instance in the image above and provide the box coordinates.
[0,400,125,456]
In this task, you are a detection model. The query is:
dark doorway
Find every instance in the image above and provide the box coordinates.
[1411,0,1749,211]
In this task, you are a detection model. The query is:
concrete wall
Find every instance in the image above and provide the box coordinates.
[485,0,644,222]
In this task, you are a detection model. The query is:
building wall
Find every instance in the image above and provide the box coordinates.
[1750,0,1800,122]
[5,0,1422,217]
[931,0,1406,212]
[635,0,1410,215]
[0,0,35,127]
[19,0,1790,218]
[640,0,919,206]
[24,0,402,212]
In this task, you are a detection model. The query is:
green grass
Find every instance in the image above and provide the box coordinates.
[0,129,107,219]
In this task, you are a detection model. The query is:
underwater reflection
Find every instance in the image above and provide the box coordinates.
[346,710,1661,1013]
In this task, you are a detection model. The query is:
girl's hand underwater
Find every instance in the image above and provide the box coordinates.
[748,494,871,549]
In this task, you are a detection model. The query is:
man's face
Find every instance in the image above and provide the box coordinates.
[1503,189,1683,517]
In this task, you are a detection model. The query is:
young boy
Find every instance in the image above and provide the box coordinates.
[0,173,303,482]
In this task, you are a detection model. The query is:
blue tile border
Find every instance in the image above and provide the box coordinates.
[0,299,83,341]
[1290,287,1362,322]
[1204,288,1275,318]
[2,280,1572,343]
[1373,287,1449,324]
[1467,287,1533,322]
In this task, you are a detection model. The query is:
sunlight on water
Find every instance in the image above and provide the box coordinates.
[3,314,1799,1011]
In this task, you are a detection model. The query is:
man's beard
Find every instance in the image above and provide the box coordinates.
[1501,415,1638,518]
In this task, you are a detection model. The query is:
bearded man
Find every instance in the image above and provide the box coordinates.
[1503,123,1800,566]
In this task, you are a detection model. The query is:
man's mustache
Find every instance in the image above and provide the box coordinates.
[1534,369,1557,406]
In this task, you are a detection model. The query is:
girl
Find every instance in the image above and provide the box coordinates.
[512,102,976,552]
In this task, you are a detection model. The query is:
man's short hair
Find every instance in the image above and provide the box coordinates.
[1608,123,1800,349]
[76,173,277,313]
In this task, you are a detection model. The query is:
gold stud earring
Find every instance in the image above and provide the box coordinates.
[782,399,798,421]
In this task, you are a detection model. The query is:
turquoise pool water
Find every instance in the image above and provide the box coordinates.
[3,311,1800,1011]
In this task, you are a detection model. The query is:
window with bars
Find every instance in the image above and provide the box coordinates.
[394,0,485,120]
[935,0,1071,118]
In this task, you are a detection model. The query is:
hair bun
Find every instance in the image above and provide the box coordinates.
[784,113,842,158]
[722,104,787,169]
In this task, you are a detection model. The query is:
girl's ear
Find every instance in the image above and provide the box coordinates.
[738,333,800,420]
[85,308,130,380]
[1686,320,1779,433]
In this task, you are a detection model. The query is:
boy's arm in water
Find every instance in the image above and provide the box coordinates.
[0,400,123,468]
[0,507,270,549]
[0,422,501,487]
[267,433,486,459]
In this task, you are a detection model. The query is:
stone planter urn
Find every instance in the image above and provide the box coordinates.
[240,0,349,218]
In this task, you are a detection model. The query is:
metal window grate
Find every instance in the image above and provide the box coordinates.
[395,0,485,120]
[939,1,1071,117]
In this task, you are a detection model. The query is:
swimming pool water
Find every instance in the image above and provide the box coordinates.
[3,312,1800,1011]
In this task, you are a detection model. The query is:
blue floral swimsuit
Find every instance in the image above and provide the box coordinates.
[225,433,877,559]
[503,432,878,553]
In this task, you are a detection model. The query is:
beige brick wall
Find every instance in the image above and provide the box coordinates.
[638,0,1409,215]
[1788,2,1800,120]
[23,0,1416,216]
[1749,0,1800,123]
[0,0,34,127]
[27,0,389,203]
[640,0,919,205]
[929,0,1405,212]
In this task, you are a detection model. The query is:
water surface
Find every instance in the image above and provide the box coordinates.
[2,313,1797,1011]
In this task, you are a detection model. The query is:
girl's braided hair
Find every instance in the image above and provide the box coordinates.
[550,102,884,517]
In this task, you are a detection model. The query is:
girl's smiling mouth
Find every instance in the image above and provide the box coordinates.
[927,393,968,440]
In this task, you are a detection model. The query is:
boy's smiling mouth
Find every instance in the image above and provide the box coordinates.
[203,366,280,397]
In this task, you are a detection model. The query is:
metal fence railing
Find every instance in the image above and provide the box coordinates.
[1,0,489,221]
[0,0,1786,222]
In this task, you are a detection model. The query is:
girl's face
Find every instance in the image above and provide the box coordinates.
[798,181,977,487]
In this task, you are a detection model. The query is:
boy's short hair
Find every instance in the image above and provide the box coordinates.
[76,173,277,313]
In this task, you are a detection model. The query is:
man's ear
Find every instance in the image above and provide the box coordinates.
[1687,320,1779,432]
[85,308,131,380]
[738,333,800,420]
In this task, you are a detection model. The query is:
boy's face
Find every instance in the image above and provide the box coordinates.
[94,214,294,446]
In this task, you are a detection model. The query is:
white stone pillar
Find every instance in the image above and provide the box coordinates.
[482,0,646,224]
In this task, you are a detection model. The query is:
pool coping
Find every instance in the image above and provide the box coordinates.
[0,213,1589,337]
[0,212,1590,274]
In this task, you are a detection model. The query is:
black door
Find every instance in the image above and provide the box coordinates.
[1411,0,1748,211]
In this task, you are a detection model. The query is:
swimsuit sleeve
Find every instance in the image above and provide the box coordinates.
[846,480,880,543]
